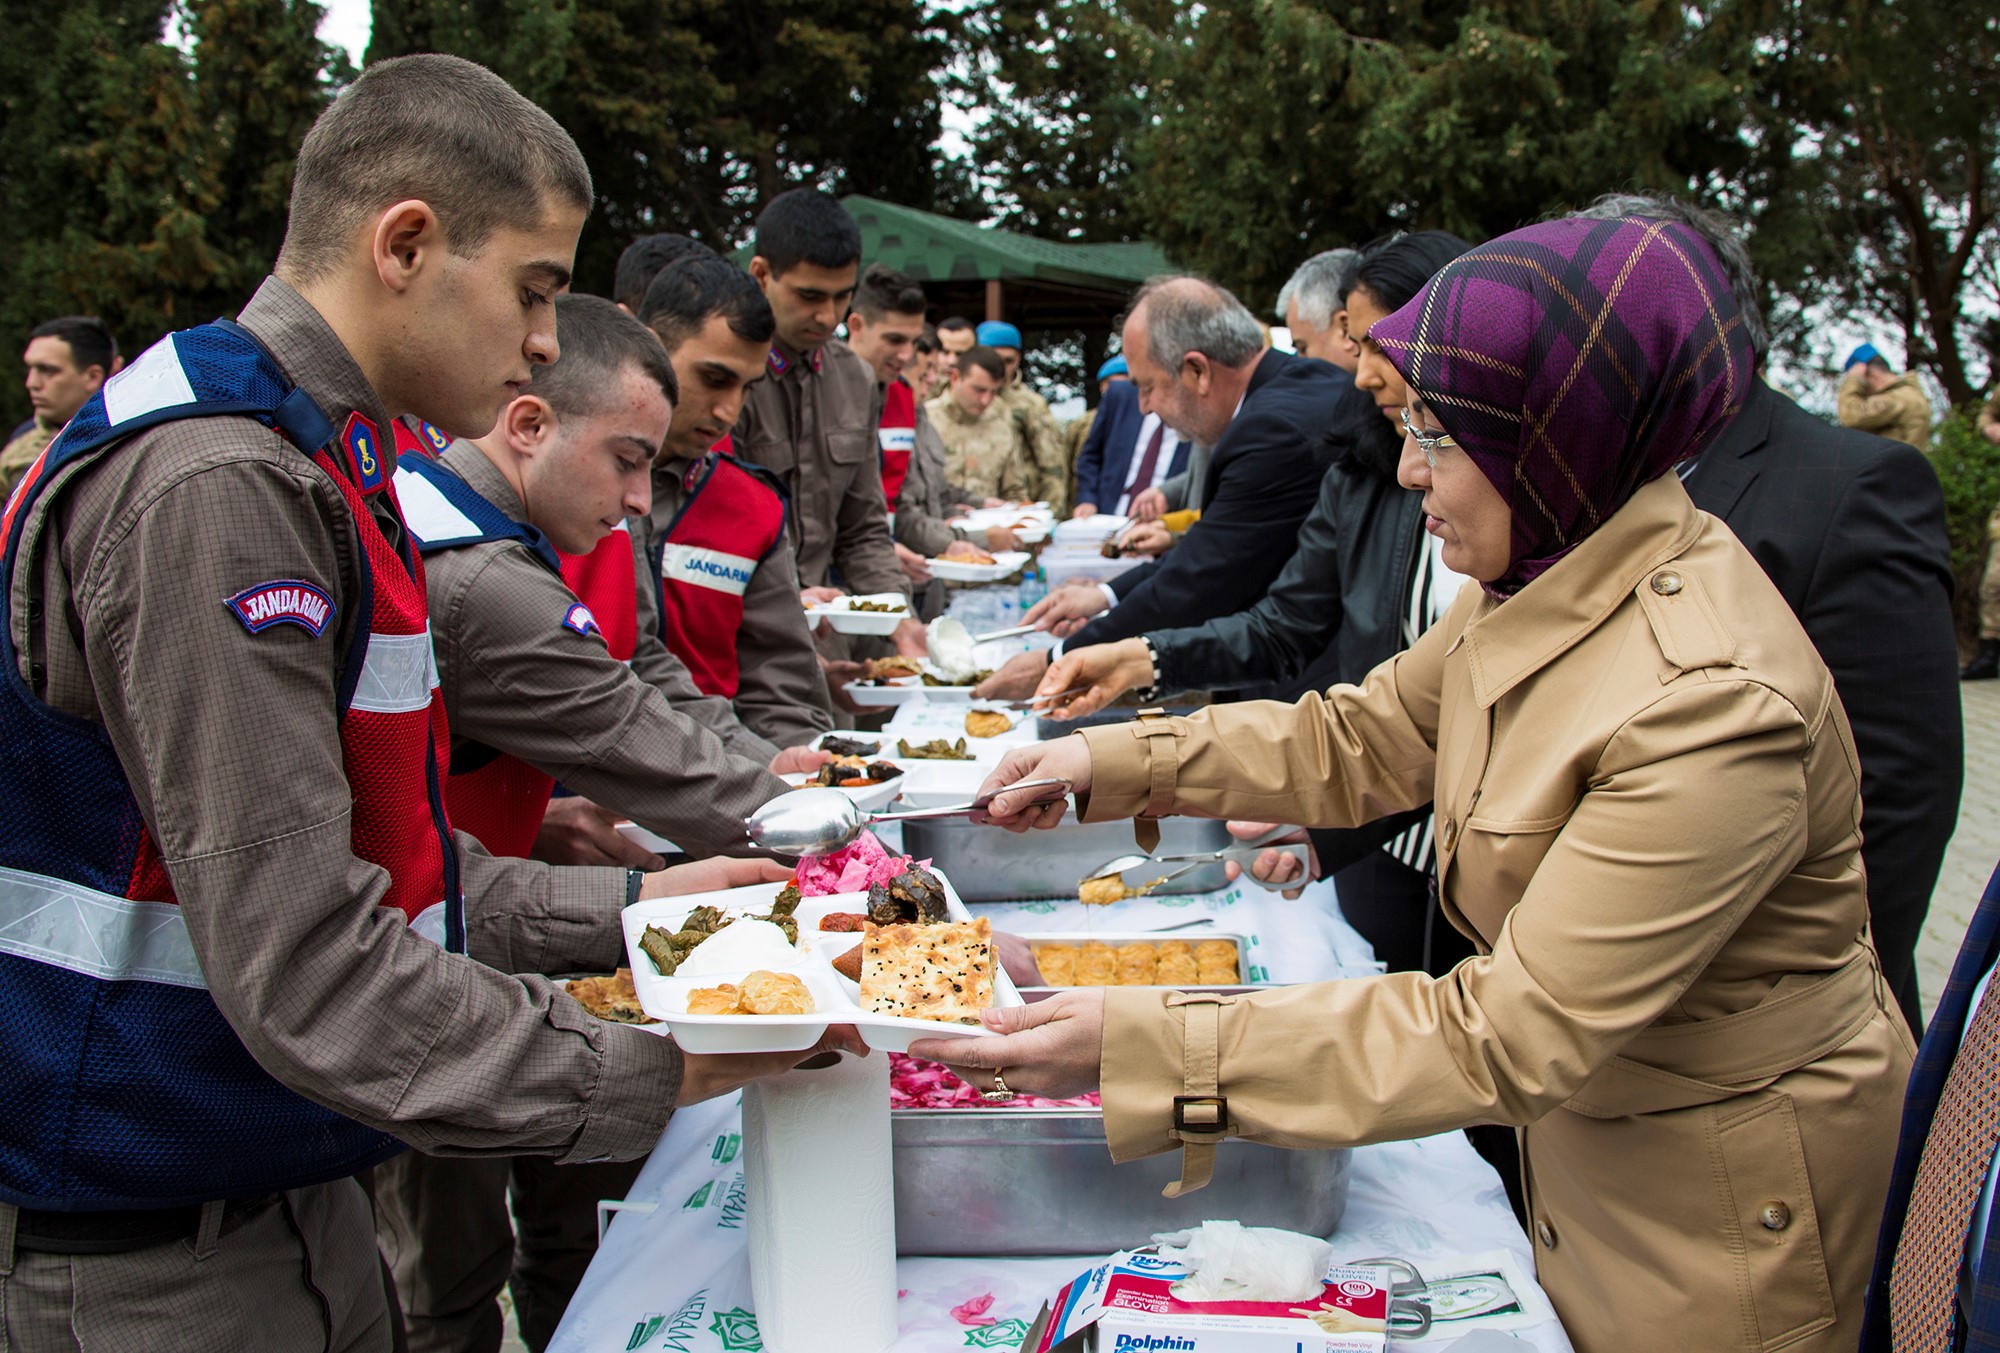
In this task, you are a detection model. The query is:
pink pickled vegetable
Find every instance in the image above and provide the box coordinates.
[796,831,925,896]
[887,1053,1101,1110]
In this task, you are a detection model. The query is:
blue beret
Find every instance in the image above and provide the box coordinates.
[1845,343,1881,369]
[1097,355,1128,381]
[976,321,1023,350]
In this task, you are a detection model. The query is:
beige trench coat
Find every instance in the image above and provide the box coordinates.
[1077,473,1913,1353]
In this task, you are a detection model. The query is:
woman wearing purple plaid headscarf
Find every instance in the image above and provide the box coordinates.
[919,216,1912,1352]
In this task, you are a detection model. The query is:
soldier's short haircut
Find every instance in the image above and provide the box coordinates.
[937,316,976,338]
[522,295,678,417]
[754,189,862,275]
[28,316,117,375]
[852,264,929,321]
[277,54,593,284]
[614,233,714,311]
[957,345,1007,384]
[639,255,776,352]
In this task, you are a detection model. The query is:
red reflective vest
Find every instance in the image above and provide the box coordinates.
[878,378,916,507]
[558,525,638,663]
[655,452,787,699]
[392,426,570,864]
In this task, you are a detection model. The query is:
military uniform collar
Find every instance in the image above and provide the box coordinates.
[767,338,823,379]
[437,438,530,523]
[237,276,399,475]
[1456,473,1705,709]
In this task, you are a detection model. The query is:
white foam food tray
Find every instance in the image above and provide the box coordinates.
[926,550,1031,583]
[778,767,905,813]
[803,592,911,635]
[621,873,1022,1054]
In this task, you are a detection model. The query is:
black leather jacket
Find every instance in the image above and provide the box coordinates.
[1150,452,1425,702]
[1145,423,1431,876]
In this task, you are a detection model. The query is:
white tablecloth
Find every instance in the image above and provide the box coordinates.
[551,879,1573,1353]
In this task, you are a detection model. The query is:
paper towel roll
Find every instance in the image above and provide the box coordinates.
[743,1051,898,1352]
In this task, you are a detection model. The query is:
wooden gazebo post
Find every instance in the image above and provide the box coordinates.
[985,278,1004,322]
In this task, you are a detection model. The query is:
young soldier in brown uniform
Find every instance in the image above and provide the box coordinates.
[380,296,819,1353]
[0,56,843,1353]
[735,190,925,662]
[636,253,835,746]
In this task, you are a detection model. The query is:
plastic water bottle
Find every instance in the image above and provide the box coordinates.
[1015,564,1047,612]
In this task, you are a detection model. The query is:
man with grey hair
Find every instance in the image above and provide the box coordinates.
[1577,192,1958,1037]
[974,275,1340,697]
[1277,247,1361,370]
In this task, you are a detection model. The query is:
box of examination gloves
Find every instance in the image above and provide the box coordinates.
[1021,1249,1391,1353]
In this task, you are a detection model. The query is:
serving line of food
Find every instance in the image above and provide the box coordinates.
[548,861,1572,1352]
[546,647,1572,1350]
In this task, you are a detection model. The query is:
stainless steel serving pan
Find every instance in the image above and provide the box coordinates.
[899,815,1233,901]
[892,1107,1351,1256]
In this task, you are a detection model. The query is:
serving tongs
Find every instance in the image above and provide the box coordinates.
[745,778,1073,855]
[1084,828,1312,895]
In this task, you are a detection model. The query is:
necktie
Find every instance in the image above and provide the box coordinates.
[1891,983,2000,1347]
[1121,423,1167,514]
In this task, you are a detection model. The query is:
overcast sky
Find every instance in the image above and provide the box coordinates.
[322,0,368,64]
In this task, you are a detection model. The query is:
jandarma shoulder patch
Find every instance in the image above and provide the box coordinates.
[226,580,335,636]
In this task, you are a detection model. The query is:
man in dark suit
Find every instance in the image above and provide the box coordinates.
[1685,378,1961,1035]
[1070,378,1190,517]
[1569,194,1960,1039]
[975,276,1339,699]
[1861,859,2000,1348]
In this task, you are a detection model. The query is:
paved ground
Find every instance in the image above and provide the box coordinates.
[1916,681,2000,1020]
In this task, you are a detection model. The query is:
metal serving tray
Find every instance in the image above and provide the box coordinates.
[899,815,1233,901]
[1013,931,1250,989]
[892,1107,1351,1256]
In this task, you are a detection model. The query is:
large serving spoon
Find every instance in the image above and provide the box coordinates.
[745,778,1073,856]
[1085,830,1312,895]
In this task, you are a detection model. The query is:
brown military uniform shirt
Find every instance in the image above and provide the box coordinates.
[419,441,794,858]
[10,276,679,1164]
[734,338,908,598]
[0,418,55,503]
[639,452,834,747]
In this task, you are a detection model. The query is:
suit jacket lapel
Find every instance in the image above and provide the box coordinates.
[1683,380,1775,520]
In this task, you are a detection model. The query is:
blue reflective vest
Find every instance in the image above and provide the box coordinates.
[0,320,465,1211]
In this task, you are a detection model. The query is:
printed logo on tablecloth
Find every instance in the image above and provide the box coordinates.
[711,1131,741,1164]
[682,1182,713,1210]
[963,1322,1031,1349]
[715,1174,747,1230]
[709,1308,761,1351]
[626,1290,708,1350]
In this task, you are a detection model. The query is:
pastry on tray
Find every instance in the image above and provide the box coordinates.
[564,968,657,1024]
[963,709,1014,738]
[861,917,994,1025]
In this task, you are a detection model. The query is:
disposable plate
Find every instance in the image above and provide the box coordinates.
[779,767,905,813]
[803,592,911,635]
[621,872,1023,1053]
[926,550,1031,583]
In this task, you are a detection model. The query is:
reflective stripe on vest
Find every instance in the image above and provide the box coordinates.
[0,320,460,1209]
[393,449,569,861]
[655,452,786,699]
[879,378,916,507]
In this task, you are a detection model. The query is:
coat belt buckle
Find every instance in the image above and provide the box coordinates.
[1172,1093,1229,1139]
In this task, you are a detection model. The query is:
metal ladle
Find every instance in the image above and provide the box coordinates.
[745,778,1073,856]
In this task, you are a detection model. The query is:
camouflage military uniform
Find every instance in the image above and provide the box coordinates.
[925,391,1035,504]
[998,381,1069,514]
